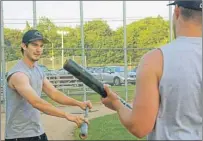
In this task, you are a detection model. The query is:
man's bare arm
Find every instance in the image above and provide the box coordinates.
[8,72,75,120]
[107,49,161,138]
[42,78,91,109]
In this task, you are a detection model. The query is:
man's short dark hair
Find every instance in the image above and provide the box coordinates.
[180,7,202,23]
[21,48,23,54]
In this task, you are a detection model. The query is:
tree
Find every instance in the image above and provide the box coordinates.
[112,16,170,66]
[4,16,171,68]
[4,28,23,61]
[83,20,114,64]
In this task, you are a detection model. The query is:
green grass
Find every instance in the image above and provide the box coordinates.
[41,85,142,140]
[42,85,136,106]
[74,113,146,140]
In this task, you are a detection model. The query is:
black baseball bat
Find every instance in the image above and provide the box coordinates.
[63,59,132,109]
[63,59,132,139]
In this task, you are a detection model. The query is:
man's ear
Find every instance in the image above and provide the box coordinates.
[174,5,180,20]
[21,43,27,51]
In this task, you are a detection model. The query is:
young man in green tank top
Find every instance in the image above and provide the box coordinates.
[5,29,92,141]
[101,0,202,140]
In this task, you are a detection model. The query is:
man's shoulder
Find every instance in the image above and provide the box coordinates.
[143,39,179,59]
[8,72,29,81]
[7,61,21,74]
[7,60,23,71]
[138,48,162,72]
[142,49,163,63]
[7,60,30,79]
[159,40,177,50]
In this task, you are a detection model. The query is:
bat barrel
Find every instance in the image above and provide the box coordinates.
[63,59,107,98]
[63,59,132,110]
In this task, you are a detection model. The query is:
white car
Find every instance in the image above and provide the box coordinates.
[93,66,136,86]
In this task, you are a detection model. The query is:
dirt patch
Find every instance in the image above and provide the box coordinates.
[1,104,116,140]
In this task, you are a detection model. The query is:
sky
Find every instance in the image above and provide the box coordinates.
[2,1,173,30]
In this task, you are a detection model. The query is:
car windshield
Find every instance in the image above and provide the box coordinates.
[110,67,124,72]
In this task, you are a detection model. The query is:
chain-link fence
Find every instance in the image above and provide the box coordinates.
[1,1,174,113]
[2,47,153,107]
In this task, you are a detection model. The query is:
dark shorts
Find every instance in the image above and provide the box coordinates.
[5,133,48,141]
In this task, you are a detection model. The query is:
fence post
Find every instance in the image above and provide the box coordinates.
[79,1,87,102]
[123,1,128,102]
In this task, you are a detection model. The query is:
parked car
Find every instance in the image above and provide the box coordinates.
[93,66,136,86]
[56,68,70,75]
[127,67,137,84]
[86,67,96,73]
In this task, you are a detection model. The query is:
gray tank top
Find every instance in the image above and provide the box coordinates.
[5,60,45,139]
[147,36,202,140]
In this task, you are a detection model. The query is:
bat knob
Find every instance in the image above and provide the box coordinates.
[79,133,88,140]
[79,122,88,140]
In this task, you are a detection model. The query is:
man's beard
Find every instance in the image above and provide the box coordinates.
[31,58,39,62]
[27,54,40,62]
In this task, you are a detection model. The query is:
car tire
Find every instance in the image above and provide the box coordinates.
[114,77,120,86]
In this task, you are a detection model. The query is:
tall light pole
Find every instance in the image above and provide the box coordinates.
[79,1,87,102]
[57,30,68,68]
[33,0,37,29]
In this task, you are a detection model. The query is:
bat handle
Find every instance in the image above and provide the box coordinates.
[79,107,89,140]
[119,97,132,109]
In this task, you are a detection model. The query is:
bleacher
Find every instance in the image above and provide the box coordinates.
[0,74,95,104]
[45,74,95,95]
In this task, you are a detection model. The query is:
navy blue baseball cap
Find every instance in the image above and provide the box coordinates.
[168,0,202,11]
[22,29,49,44]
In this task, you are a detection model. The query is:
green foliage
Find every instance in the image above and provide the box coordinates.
[4,28,23,61]
[4,16,170,66]
[127,16,169,65]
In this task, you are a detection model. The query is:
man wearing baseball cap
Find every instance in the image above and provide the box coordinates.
[20,29,49,55]
[101,0,202,140]
[4,29,93,141]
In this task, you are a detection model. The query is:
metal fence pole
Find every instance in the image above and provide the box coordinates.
[123,1,128,102]
[61,32,64,68]
[51,43,55,70]
[33,0,37,29]
[169,0,173,42]
[80,1,87,101]
[0,1,3,94]
[0,0,5,110]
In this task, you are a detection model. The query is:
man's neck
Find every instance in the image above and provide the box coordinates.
[22,57,35,68]
[177,23,202,38]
